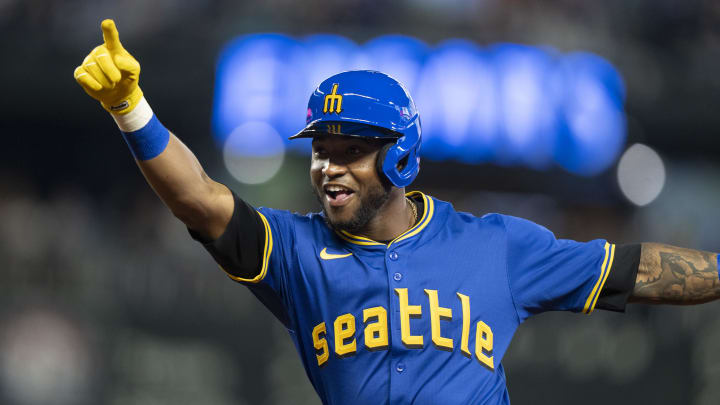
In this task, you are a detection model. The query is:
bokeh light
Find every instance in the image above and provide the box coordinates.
[222,121,286,184]
[617,143,666,206]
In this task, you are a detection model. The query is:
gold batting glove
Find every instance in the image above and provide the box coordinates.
[74,19,143,114]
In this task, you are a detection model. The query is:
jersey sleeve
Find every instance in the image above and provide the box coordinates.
[594,244,640,313]
[189,191,297,328]
[499,214,617,320]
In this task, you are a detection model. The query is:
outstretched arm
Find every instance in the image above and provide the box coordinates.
[629,243,720,305]
[135,133,233,239]
[74,19,232,240]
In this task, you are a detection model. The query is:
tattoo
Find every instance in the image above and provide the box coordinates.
[631,243,720,305]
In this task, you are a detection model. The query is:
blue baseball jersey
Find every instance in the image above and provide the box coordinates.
[214,191,617,404]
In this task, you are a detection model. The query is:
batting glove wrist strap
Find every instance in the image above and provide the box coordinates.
[111,96,153,132]
[102,86,144,114]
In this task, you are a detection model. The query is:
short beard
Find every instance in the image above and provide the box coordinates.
[314,181,391,235]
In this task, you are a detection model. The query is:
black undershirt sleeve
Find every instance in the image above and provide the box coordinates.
[188,191,266,280]
[595,243,641,313]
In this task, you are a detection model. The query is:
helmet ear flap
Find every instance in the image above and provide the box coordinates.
[376,142,394,186]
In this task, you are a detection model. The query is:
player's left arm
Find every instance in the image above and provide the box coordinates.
[629,243,720,305]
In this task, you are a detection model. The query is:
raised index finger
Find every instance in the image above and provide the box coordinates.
[101,19,123,52]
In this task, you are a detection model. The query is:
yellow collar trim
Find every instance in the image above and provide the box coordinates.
[388,192,433,247]
[337,231,384,246]
[337,191,434,248]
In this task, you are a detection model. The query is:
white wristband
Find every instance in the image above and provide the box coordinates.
[111,97,153,132]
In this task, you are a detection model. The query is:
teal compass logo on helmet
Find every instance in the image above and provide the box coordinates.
[290,70,422,188]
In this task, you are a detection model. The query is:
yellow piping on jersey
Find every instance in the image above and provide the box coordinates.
[587,243,615,314]
[337,191,434,248]
[582,242,615,314]
[338,230,384,245]
[337,231,384,246]
[222,210,273,284]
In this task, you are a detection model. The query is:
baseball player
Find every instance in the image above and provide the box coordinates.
[75,20,720,404]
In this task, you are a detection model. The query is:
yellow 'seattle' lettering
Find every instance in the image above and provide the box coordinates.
[457,292,472,358]
[363,306,389,350]
[425,289,453,351]
[395,288,423,348]
[323,83,343,114]
[312,322,329,366]
[309,289,496,371]
[475,320,494,370]
[334,313,357,357]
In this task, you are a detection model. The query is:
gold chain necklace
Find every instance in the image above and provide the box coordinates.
[406,197,418,227]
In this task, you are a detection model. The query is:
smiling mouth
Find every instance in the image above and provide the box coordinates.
[324,185,355,207]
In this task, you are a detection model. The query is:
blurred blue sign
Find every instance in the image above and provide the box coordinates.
[213,34,626,176]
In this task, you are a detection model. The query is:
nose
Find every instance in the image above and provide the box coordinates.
[322,159,347,178]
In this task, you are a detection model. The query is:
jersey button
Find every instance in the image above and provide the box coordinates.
[393,272,402,281]
[396,362,406,373]
[389,251,399,261]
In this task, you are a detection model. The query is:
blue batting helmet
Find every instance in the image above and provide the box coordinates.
[289,70,421,188]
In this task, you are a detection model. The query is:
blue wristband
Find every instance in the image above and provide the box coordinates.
[717,255,719,280]
[120,114,170,161]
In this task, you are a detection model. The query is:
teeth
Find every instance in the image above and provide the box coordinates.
[326,185,351,193]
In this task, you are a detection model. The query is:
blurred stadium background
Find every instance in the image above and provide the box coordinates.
[2,0,720,404]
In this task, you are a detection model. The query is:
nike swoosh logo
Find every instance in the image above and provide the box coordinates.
[320,247,353,260]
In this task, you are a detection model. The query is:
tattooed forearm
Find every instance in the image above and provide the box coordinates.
[630,243,720,305]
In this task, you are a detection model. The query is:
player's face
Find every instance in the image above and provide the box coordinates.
[310,136,391,233]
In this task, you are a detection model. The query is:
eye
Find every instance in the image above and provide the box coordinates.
[313,146,328,158]
[347,145,362,155]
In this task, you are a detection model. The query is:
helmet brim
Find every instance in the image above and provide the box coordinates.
[289,121,400,140]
